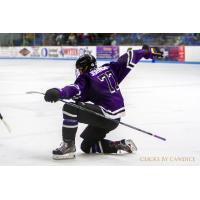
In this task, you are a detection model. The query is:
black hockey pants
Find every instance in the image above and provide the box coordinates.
[62,102,120,153]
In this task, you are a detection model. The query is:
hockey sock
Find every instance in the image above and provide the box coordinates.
[89,139,119,154]
[62,118,78,141]
[62,103,80,142]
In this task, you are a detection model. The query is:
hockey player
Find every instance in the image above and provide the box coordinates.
[44,45,163,159]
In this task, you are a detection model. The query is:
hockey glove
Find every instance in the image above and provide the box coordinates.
[44,88,60,103]
[150,47,163,59]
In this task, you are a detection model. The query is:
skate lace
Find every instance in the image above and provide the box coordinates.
[56,142,67,151]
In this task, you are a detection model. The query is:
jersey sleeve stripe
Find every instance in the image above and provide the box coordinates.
[69,84,81,96]
[126,50,135,69]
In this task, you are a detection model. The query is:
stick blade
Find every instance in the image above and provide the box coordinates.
[1,119,11,133]
[26,91,44,95]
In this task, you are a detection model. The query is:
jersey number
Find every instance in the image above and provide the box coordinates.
[98,70,119,93]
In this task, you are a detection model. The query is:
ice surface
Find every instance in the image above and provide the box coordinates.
[0,59,200,165]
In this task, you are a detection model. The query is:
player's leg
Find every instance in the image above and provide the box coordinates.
[52,102,107,159]
[80,125,137,154]
[52,102,136,159]
[52,103,78,160]
[80,125,118,153]
[78,103,137,154]
[60,102,115,141]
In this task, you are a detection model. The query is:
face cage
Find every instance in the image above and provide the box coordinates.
[75,65,90,77]
[75,64,97,78]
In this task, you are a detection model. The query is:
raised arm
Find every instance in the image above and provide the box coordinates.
[108,45,163,84]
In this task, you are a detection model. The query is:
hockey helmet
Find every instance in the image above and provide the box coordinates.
[75,54,96,73]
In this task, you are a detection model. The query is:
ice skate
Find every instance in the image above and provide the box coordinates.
[117,139,137,153]
[52,140,76,160]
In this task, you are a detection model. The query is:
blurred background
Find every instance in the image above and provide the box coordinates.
[0,33,200,46]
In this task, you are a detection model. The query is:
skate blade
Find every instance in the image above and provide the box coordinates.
[127,140,138,152]
[52,152,76,160]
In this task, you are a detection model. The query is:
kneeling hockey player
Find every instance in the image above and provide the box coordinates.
[44,45,163,159]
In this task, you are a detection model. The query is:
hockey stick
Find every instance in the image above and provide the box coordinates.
[0,113,11,133]
[26,91,166,141]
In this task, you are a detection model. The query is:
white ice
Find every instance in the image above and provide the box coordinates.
[0,59,200,165]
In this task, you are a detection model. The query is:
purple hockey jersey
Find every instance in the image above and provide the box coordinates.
[60,49,153,119]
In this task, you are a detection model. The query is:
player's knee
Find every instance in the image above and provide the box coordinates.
[62,103,78,118]
[80,141,90,153]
